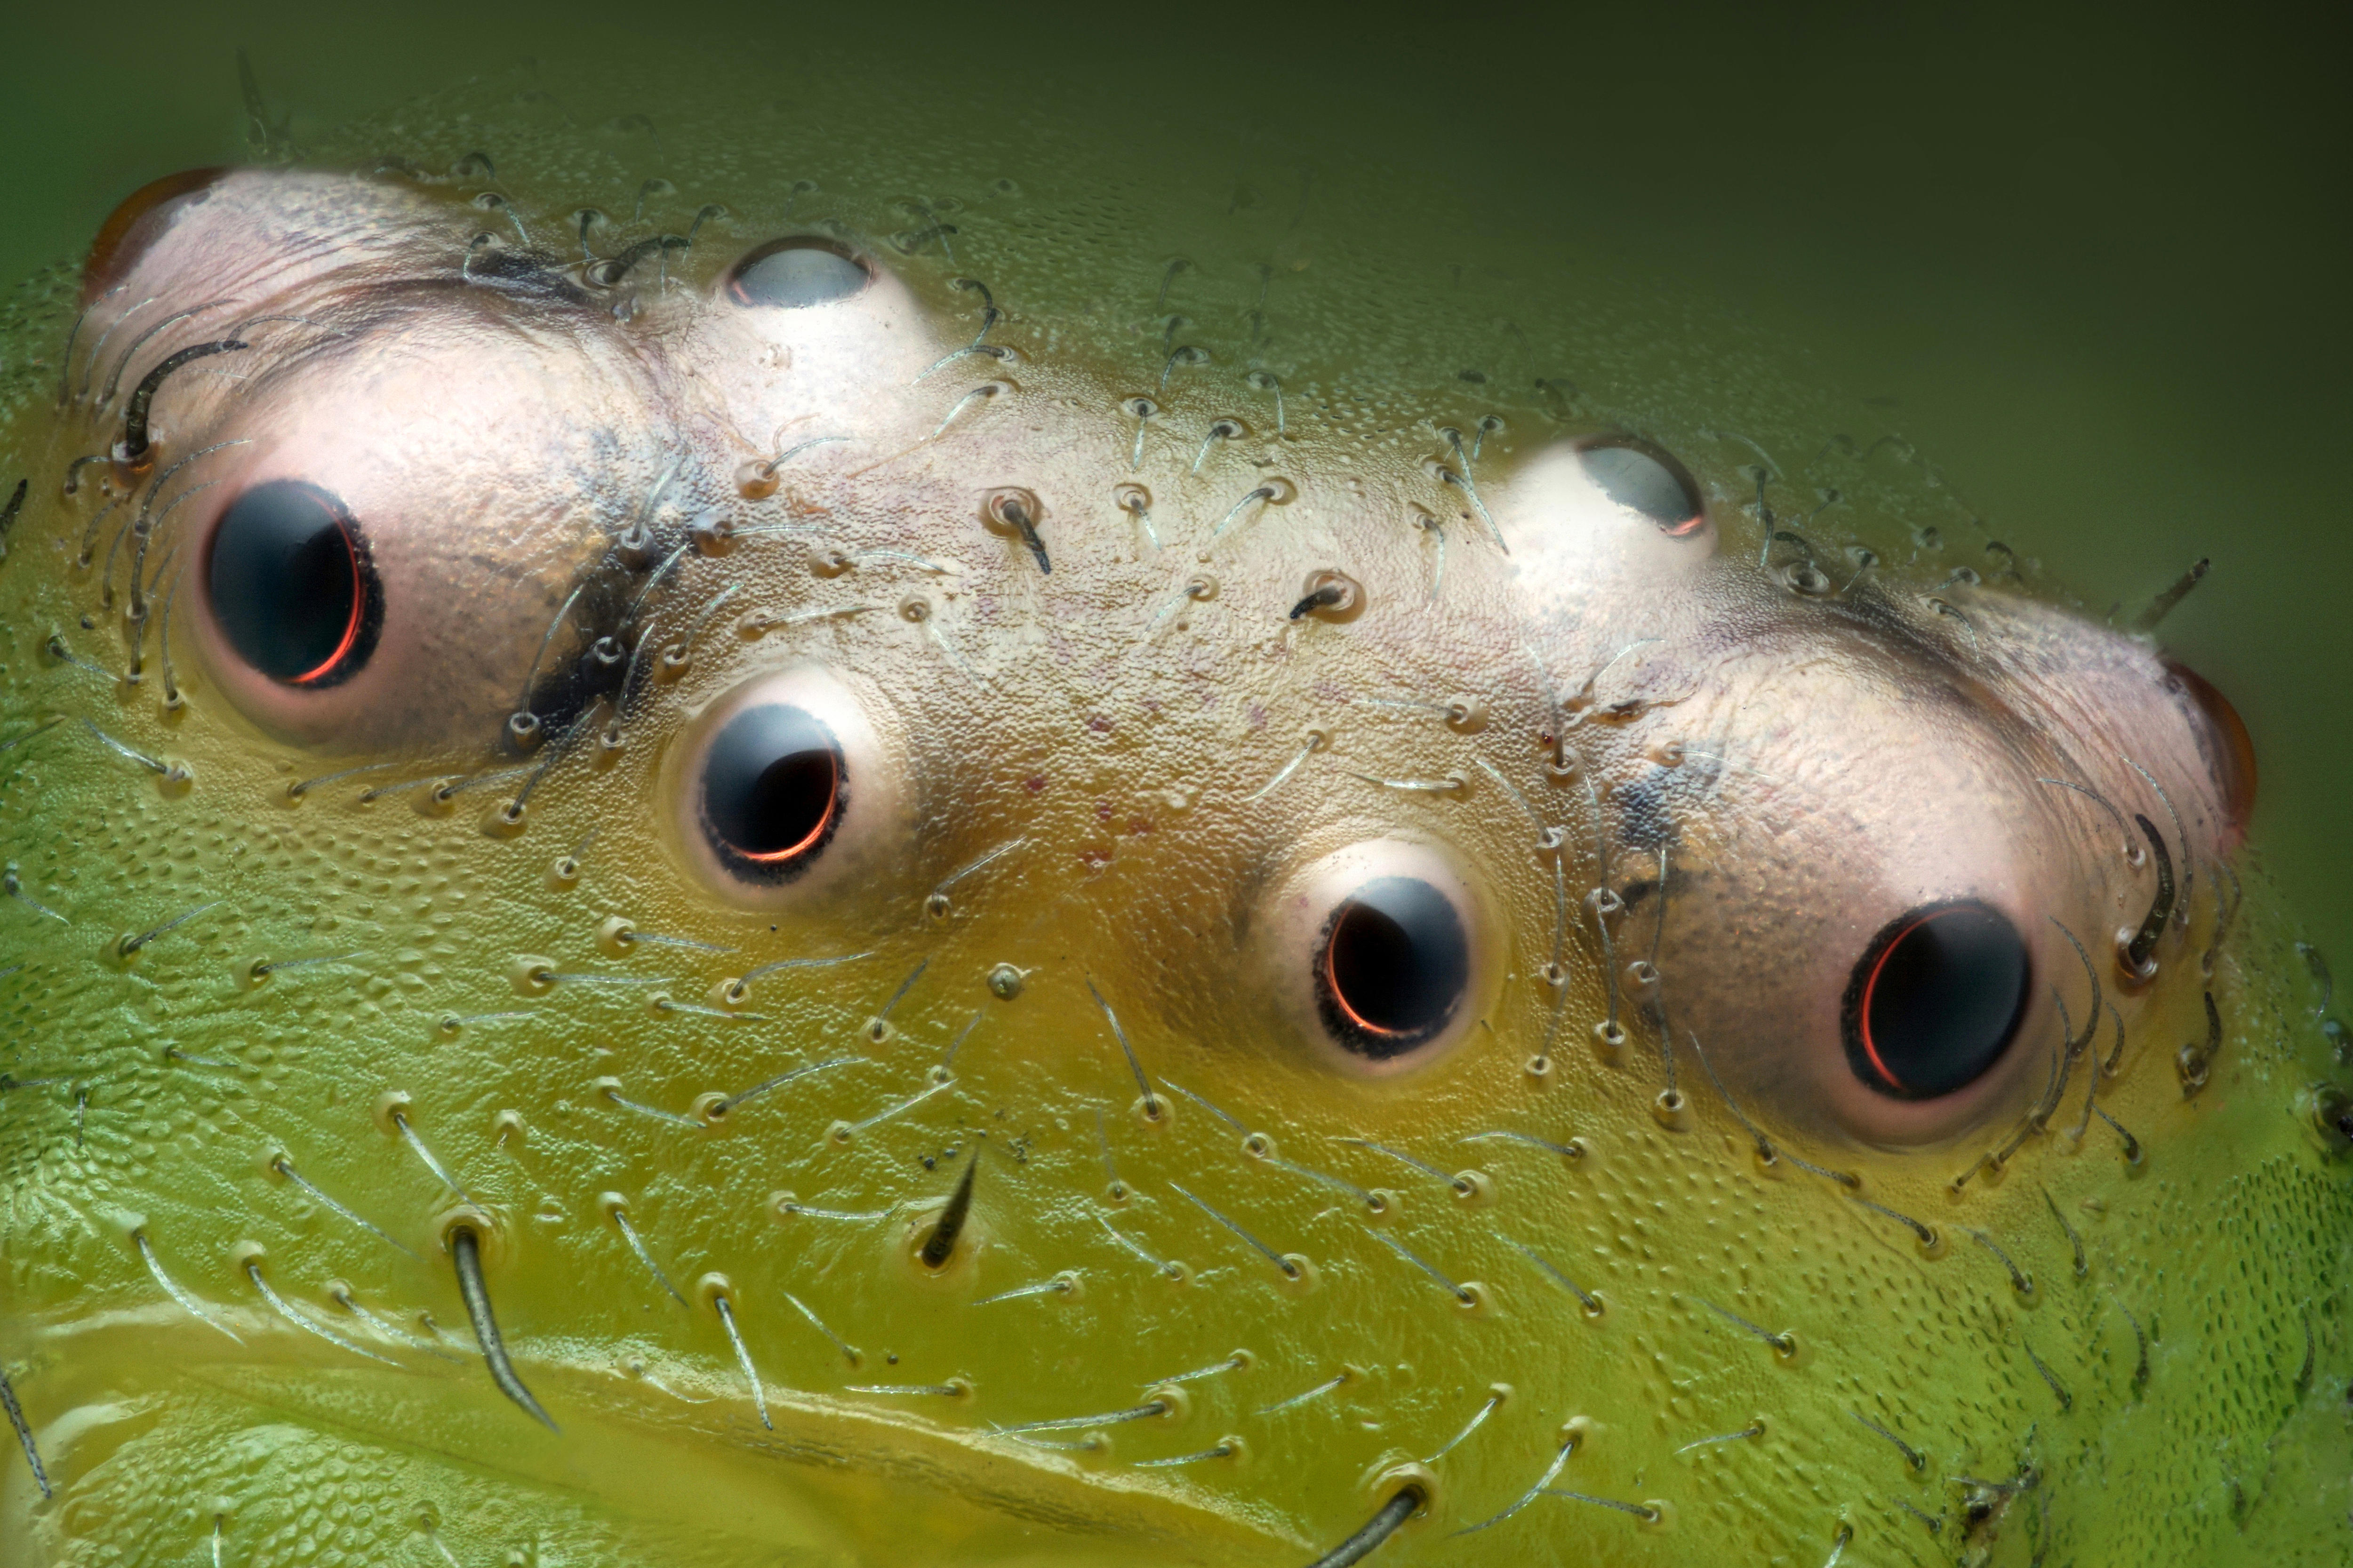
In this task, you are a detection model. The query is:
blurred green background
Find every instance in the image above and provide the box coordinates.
[4,2,2344,975]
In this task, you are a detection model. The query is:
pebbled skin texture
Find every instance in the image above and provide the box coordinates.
[0,43,2347,1568]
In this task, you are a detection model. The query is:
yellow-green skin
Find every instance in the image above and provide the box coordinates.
[0,45,2347,1568]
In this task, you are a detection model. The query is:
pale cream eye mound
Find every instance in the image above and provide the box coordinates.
[662,664,905,909]
[1258,839,1497,1078]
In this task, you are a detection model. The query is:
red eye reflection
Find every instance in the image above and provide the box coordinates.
[669,668,903,912]
[1316,875,1472,1060]
[1841,900,2033,1101]
[697,702,847,881]
[204,480,380,688]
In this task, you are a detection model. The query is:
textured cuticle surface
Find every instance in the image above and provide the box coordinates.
[0,33,2345,1568]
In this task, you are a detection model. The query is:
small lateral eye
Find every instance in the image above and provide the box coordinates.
[699,702,846,881]
[725,239,870,309]
[1576,438,1705,536]
[205,479,381,687]
[1316,876,1471,1059]
[2161,656,2258,835]
[83,166,229,303]
[1840,899,2032,1101]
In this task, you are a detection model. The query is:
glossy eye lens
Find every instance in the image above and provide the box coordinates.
[725,239,869,309]
[1840,899,2032,1100]
[1577,439,1704,536]
[83,166,229,303]
[2162,656,2258,834]
[699,702,847,880]
[1317,876,1471,1058]
[205,479,380,686]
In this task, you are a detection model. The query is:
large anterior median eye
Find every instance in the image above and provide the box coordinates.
[205,479,381,687]
[1576,437,1705,536]
[1318,876,1471,1058]
[1840,899,2032,1101]
[725,239,871,309]
[699,703,846,881]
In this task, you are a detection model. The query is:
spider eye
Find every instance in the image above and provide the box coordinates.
[725,239,870,309]
[1840,899,2033,1101]
[82,166,230,302]
[669,668,901,911]
[1261,842,1492,1079]
[1576,438,1705,537]
[2162,657,2258,836]
[204,479,380,687]
[1317,876,1472,1059]
[698,703,846,881]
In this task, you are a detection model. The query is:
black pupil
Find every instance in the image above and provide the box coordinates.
[1577,442,1703,535]
[726,241,868,309]
[700,704,845,876]
[1319,876,1470,1058]
[1841,900,2032,1100]
[206,479,375,685]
